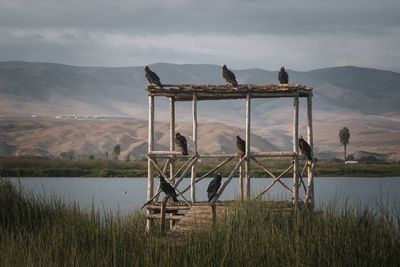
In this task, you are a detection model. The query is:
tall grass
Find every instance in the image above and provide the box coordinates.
[1,178,399,266]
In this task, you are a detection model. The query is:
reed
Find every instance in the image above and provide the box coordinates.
[1,178,399,266]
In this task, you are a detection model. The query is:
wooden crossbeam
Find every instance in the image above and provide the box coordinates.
[180,157,234,195]
[141,158,191,208]
[255,163,294,199]
[149,158,192,206]
[154,158,171,202]
[251,157,293,193]
[211,157,246,204]
[172,156,198,189]
[144,155,197,206]
[297,169,307,193]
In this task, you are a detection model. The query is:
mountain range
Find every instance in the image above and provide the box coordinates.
[0,61,399,160]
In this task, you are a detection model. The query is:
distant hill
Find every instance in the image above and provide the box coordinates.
[0,117,276,159]
[0,61,399,160]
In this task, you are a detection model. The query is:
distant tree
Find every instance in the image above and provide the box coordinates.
[88,154,95,160]
[105,151,109,160]
[125,153,130,161]
[112,144,121,160]
[339,127,350,162]
[346,154,355,161]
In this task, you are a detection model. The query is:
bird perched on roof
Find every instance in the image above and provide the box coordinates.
[159,173,178,202]
[222,65,238,87]
[175,132,188,155]
[278,66,289,84]
[207,172,222,202]
[299,135,313,161]
[236,135,245,157]
[144,65,162,87]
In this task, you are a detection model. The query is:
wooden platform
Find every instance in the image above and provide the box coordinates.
[146,201,230,235]
[169,203,227,235]
[147,83,313,101]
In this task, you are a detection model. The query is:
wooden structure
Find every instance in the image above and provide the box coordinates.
[143,83,315,233]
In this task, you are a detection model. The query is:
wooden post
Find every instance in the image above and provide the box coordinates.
[245,93,251,200]
[292,96,299,205]
[160,202,166,235]
[191,93,198,203]
[239,164,243,200]
[169,97,175,227]
[305,95,314,204]
[170,97,175,184]
[146,95,154,232]
[211,204,216,223]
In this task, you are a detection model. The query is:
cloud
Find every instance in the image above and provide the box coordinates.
[0,0,400,71]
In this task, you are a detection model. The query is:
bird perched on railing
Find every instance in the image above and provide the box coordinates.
[278,66,289,84]
[236,135,245,157]
[144,65,162,87]
[222,65,238,87]
[207,172,222,202]
[175,132,188,155]
[299,135,313,161]
[159,173,178,202]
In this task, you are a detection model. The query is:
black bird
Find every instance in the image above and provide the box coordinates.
[299,135,313,161]
[159,174,178,202]
[222,65,238,87]
[236,135,245,157]
[278,66,289,84]
[207,172,222,202]
[144,65,162,87]
[175,132,188,155]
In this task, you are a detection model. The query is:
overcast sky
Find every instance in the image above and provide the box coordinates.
[1,0,400,72]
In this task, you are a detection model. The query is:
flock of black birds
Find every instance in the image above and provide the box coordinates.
[145,64,312,203]
[144,64,290,88]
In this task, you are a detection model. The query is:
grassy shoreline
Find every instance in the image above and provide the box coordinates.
[1,178,399,266]
[1,156,400,178]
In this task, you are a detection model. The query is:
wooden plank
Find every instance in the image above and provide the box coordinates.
[147,205,191,211]
[146,214,185,220]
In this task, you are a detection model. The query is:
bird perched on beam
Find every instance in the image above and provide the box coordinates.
[298,135,313,161]
[207,172,222,202]
[222,65,238,87]
[144,65,162,87]
[278,66,289,84]
[236,135,245,157]
[175,132,188,155]
[159,173,178,202]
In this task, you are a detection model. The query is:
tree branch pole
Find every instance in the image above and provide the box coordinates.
[146,95,154,232]
[170,97,175,184]
[305,95,314,204]
[191,93,198,203]
[245,93,251,200]
[292,96,299,205]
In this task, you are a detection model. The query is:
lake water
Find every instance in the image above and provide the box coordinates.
[9,177,400,214]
